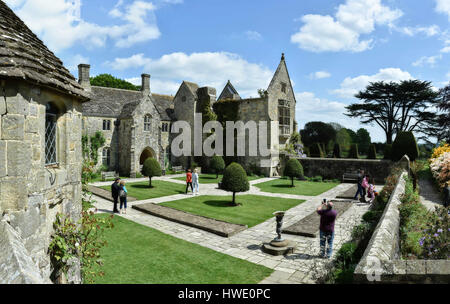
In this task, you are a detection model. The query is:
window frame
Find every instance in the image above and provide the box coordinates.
[102,147,111,167]
[45,103,59,166]
[144,114,152,131]
[278,99,291,136]
[102,119,111,131]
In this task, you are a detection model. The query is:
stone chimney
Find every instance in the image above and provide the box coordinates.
[78,64,91,90]
[141,74,150,94]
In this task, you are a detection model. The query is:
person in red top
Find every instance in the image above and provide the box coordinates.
[185,169,193,194]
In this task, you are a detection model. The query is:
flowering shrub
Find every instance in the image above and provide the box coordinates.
[430,143,450,160]
[399,176,449,260]
[429,152,450,190]
[418,207,449,260]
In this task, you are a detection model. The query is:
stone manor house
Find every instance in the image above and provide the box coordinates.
[80,54,296,177]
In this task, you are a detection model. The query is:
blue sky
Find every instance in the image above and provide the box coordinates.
[5,0,450,142]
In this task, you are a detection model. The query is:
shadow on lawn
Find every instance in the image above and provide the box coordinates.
[203,200,236,208]
[269,184,301,188]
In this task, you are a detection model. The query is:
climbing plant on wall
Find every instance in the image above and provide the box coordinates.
[89,131,106,164]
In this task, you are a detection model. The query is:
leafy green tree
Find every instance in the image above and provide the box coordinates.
[345,128,358,144]
[210,155,225,178]
[284,159,304,187]
[221,162,250,206]
[336,128,352,151]
[141,158,162,188]
[90,74,140,91]
[346,80,439,144]
[356,128,371,154]
[391,131,419,162]
[300,122,337,147]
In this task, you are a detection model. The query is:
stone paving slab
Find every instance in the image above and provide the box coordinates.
[132,203,247,237]
[88,185,137,202]
[335,184,357,199]
[282,200,353,237]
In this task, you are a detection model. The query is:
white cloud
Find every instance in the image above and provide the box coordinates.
[441,46,450,53]
[107,52,274,97]
[436,0,450,19]
[396,25,440,37]
[309,71,331,80]
[412,55,442,67]
[333,68,413,98]
[244,30,262,41]
[291,0,403,53]
[5,0,161,52]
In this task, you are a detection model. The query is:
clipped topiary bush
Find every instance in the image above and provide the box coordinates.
[391,131,419,162]
[384,144,392,160]
[368,144,377,159]
[333,143,342,158]
[141,158,162,188]
[210,155,225,178]
[349,144,359,159]
[309,143,324,158]
[221,162,250,206]
[284,159,304,187]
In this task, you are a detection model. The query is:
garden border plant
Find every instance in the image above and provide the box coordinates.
[319,166,404,283]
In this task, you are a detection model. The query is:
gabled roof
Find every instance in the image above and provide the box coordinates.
[267,53,296,103]
[83,86,142,118]
[152,93,174,121]
[218,80,241,101]
[0,1,89,101]
[182,81,199,96]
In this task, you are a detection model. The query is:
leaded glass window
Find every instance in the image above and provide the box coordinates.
[102,148,110,167]
[45,103,58,165]
[144,115,151,131]
[278,100,290,136]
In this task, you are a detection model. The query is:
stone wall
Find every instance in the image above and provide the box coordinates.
[82,116,119,171]
[129,96,162,177]
[287,156,394,184]
[0,79,83,283]
[354,171,450,283]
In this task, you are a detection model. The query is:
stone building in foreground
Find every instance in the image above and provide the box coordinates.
[0,1,89,283]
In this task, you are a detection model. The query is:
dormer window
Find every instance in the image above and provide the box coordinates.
[182,96,186,102]
[144,114,152,131]
[162,122,169,132]
[281,82,287,93]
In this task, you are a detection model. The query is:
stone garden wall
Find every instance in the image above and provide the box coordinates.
[288,157,393,184]
[354,171,450,283]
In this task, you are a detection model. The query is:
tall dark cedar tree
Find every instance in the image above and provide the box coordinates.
[345,80,439,144]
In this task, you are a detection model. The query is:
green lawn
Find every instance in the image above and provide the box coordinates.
[160,195,304,227]
[254,178,340,196]
[172,173,262,184]
[88,215,273,284]
[99,180,186,200]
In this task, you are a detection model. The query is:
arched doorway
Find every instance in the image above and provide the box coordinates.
[139,147,156,165]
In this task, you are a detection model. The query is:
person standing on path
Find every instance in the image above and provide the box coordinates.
[317,199,337,259]
[119,180,128,214]
[186,169,193,194]
[353,169,365,202]
[111,178,121,213]
[361,174,370,203]
[192,169,200,195]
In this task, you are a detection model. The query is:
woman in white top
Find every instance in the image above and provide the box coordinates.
[192,169,200,195]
